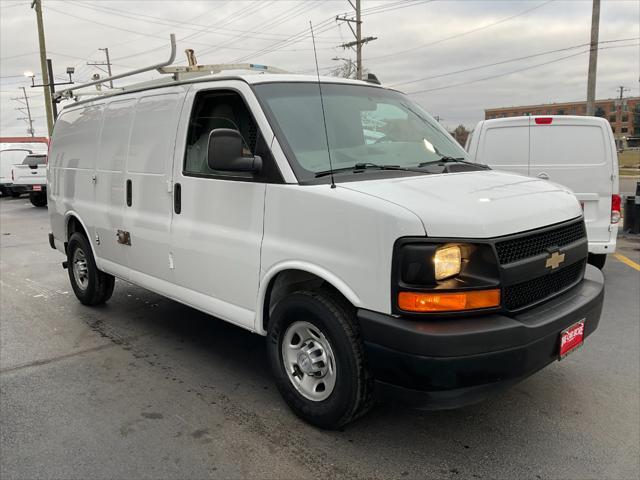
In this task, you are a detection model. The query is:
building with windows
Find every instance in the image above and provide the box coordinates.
[485,97,640,147]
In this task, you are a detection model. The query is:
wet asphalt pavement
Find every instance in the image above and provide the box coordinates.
[1,196,639,480]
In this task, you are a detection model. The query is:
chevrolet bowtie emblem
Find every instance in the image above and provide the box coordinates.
[545,251,566,269]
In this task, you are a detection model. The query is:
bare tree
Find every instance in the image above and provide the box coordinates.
[330,58,366,80]
[451,124,470,147]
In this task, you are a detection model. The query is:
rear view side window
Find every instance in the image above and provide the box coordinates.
[530,125,606,166]
[184,90,258,178]
[482,126,529,166]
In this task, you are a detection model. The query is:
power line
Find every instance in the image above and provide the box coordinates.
[227,16,339,63]
[405,43,638,96]
[195,1,326,60]
[57,0,338,64]
[391,37,640,88]
[368,0,556,63]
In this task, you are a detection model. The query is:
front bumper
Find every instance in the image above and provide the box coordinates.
[357,265,605,409]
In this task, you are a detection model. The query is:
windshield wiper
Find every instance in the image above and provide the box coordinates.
[315,163,407,178]
[418,156,489,169]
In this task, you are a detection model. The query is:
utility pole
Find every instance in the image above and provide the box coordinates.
[586,0,600,116]
[355,0,362,80]
[617,85,629,101]
[336,0,377,80]
[87,48,114,88]
[31,0,54,136]
[13,87,35,137]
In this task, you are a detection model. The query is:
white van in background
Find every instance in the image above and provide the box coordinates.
[466,115,620,269]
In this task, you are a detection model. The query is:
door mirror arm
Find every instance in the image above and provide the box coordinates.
[207,128,262,173]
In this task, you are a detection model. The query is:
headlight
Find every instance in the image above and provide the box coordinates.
[393,240,501,314]
[434,245,461,280]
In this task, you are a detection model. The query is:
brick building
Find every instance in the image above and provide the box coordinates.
[485,97,640,147]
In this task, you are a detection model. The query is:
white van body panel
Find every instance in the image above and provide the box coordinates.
[341,170,582,238]
[258,183,425,332]
[467,116,618,254]
[49,103,104,259]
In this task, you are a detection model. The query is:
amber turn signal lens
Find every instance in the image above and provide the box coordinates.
[398,289,501,312]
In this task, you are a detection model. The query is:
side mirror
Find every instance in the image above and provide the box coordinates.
[207,128,262,173]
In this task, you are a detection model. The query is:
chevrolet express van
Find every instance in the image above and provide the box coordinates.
[466,116,620,269]
[48,74,604,428]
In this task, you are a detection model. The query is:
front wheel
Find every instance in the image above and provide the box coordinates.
[588,253,607,270]
[67,232,115,305]
[267,289,373,429]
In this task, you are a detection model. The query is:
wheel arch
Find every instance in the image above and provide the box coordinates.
[257,262,361,335]
[64,212,99,262]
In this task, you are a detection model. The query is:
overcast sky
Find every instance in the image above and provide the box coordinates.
[1,0,638,137]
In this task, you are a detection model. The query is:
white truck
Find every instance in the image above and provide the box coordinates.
[1,149,33,197]
[466,115,620,269]
[46,55,605,428]
[11,153,48,207]
[0,138,48,197]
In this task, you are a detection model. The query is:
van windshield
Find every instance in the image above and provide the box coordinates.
[254,82,468,182]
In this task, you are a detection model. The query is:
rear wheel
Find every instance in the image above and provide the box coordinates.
[588,253,607,270]
[29,191,47,207]
[267,289,373,429]
[67,232,115,305]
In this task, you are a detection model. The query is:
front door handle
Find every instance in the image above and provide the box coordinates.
[126,179,132,207]
[537,172,549,180]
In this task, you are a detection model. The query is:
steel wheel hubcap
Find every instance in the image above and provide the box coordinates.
[72,248,89,290]
[282,321,336,401]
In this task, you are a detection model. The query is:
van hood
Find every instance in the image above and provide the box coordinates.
[339,171,582,238]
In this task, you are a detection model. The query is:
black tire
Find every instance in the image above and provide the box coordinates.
[588,253,607,270]
[267,289,374,429]
[10,191,21,198]
[67,232,115,305]
[29,191,47,207]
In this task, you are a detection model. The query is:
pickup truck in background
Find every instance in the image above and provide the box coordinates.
[11,153,48,207]
[1,148,34,198]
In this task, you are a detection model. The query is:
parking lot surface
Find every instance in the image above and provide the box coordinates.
[1,196,639,480]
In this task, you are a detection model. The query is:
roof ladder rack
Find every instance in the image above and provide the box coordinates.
[55,33,177,102]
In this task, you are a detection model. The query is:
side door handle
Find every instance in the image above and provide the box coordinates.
[537,172,549,180]
[174,182,181,214]
[126,179,132,207]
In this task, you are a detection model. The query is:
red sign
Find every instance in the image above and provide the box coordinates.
[559,320,585,359]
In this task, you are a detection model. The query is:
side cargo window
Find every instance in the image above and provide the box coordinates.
[183,89,282,182]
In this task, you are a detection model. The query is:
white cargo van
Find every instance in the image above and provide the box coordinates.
[466,116,620,269]
[47,60,604,428]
